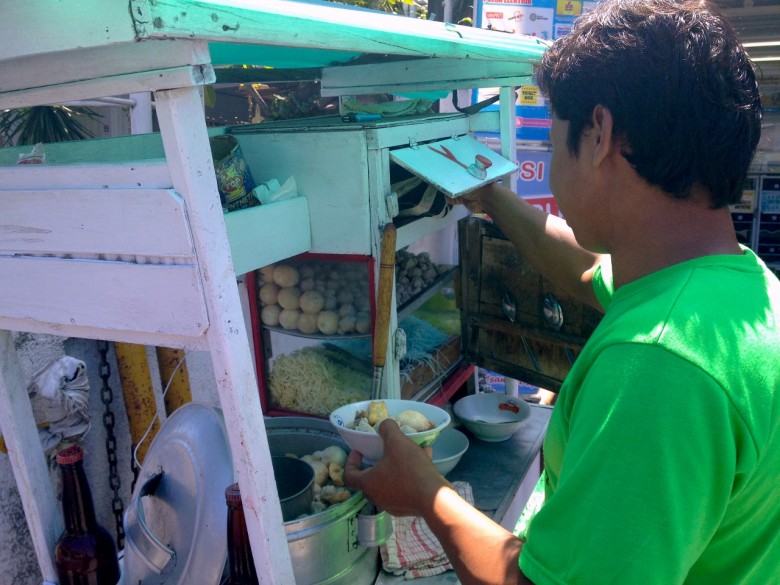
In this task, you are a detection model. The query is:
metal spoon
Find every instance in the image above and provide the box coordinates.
[502,290,542,373]
[542,293,576,366]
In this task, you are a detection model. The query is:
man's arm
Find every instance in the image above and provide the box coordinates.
[344,420,535,585]
[424,485,534,585]
[457,182,604,311]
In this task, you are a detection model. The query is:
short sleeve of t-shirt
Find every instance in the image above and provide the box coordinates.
[518,344,736,585]
[592,258,614,311]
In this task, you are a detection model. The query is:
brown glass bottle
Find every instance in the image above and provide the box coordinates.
[222,482,259,585]
[54,445,121,585]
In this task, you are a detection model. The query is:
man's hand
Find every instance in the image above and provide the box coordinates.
[343,418,447,517]
[450,183,495,215]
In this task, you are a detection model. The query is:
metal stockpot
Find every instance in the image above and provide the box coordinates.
[266,417,392,585]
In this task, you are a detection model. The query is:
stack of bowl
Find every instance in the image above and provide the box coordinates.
[431,427,470,476]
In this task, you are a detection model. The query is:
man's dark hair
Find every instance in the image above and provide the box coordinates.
[536,0,763,208]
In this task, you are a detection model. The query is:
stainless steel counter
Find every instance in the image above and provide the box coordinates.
[374,402,552,584]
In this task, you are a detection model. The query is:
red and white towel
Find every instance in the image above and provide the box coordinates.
[380,482,474,580]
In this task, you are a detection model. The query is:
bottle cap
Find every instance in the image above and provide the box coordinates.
[224,482,242,504]
[56,444,84,465]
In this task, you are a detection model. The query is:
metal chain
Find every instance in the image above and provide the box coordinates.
[99,341,126,549]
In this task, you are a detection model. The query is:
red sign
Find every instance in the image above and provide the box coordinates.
[524,195,562,218]
[518,159,546,183]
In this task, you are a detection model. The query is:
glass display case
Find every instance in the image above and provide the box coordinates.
[248,244,462,417]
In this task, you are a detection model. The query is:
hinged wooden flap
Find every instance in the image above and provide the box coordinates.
[390,135,517,199]
[458,216,603,392]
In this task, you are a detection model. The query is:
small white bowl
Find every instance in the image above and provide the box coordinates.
[432,427,469,476]
[330,399,450,463]
[453,393,532,442]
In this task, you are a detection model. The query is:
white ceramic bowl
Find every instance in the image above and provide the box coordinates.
[431,427,469,476]
[453,393,532,442]
[330,399,450,463]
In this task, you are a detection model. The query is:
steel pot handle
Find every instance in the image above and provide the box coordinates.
[124,469,176,574]
[357,504,393,547]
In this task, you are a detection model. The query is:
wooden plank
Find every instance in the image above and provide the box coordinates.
[0,161,171,190]
[0,188,194,258]
[236,131,373,255]
[0,41,210,95]
[469,110,502,134]
[321,58,534,96]
[364,115,470,150]
[133,0,547,63]
[0,0,137,62]
[224,197,311,276]
[390,136,517,199]
[0,132,167,168]
[0,257,209,338]
[154,86,295,583]
[0,66,215,110]
[0,331,62,583]
[0,318,209,352]
[499,86,519,188]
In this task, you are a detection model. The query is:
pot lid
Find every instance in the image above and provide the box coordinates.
[123,403,234,585]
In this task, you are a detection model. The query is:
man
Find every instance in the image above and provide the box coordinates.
[345,1,780,583]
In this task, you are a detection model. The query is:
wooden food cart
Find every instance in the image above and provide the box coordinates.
[0,1,547,583]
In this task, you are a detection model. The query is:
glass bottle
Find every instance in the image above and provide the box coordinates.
[222,482,259,585]
[54,444,121,585]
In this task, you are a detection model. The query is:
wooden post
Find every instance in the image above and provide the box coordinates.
[0,330,61,583]
[153,85,295,584]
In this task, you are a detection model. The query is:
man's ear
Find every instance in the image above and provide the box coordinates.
[590,105,615,167]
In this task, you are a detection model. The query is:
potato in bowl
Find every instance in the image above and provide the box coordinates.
[330,399,450,463]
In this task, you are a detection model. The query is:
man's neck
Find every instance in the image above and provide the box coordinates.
[608,191,741,289]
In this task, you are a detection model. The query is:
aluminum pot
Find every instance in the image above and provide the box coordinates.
[265,417,392,585]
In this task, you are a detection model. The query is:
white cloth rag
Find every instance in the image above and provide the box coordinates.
[381,481,474,580]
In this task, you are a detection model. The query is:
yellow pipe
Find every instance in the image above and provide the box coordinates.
[114,342,159,465]
[155,347,192,416]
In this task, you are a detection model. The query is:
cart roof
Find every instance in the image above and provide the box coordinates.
[195,0,549,69]
[1,0,547,72]
[0,0,548,108]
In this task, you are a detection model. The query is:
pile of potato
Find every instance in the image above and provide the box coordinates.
[257,260,371,336]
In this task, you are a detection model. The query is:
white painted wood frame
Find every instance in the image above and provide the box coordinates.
[153,86,294,583]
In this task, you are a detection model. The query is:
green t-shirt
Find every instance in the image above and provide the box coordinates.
[519,249,780,585]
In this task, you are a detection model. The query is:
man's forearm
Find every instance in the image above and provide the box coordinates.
[476,182,603,310]
[424,486,533,585]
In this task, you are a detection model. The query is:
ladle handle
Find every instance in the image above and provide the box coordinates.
[372,223,397,372]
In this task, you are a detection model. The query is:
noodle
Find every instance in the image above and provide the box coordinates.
[269,346,372,416]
